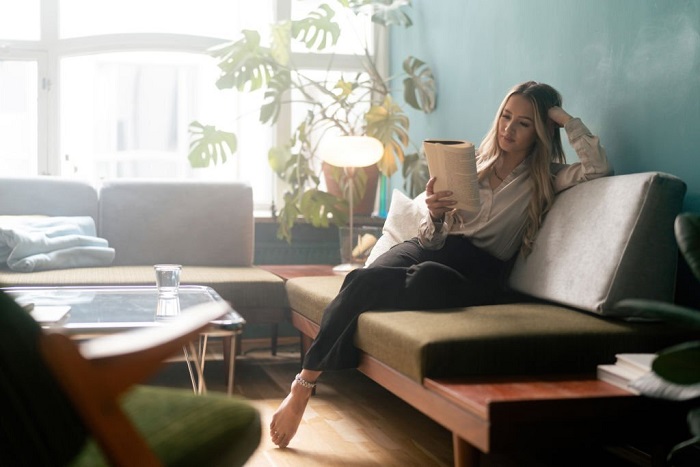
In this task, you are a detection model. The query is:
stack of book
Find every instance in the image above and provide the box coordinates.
[596,353,656,393]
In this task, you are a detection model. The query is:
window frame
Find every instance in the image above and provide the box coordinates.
[0,0,386,213]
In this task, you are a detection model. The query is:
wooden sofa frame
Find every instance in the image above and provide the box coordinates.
[292,310,687,467]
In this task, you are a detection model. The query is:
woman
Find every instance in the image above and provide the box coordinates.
[270,81,613,448]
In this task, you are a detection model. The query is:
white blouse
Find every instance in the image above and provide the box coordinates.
[418,118,613,261]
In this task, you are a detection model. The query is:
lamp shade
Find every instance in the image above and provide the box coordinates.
[319,135,384,168]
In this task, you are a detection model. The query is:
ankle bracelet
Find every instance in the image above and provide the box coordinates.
[295,373,317,390]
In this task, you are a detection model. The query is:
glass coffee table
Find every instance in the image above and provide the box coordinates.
[3,285,244,396]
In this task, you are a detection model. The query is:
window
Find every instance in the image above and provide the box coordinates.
[0,0,379,212]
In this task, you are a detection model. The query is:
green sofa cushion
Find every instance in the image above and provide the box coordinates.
[285,275,342,323]
[72,386,261,467]
[356,303,698,382]
[286,276,698,383]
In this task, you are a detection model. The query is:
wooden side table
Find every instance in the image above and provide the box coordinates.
[421,374,688,466]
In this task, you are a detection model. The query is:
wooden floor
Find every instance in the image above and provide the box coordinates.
[147,342,645,467]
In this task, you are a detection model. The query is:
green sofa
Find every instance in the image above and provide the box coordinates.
[286,172,700,462]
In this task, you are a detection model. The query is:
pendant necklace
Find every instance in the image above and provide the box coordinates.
[494,165,505,182]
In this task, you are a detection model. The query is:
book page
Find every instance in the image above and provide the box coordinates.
[615,353,655,374]
[423,139,480,213]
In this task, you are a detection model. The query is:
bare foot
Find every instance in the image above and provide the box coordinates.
[269,380,313,448]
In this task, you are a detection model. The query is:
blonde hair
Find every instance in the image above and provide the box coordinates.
[476,81,567,256]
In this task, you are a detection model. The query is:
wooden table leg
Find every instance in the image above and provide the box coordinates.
[453,433,480,467]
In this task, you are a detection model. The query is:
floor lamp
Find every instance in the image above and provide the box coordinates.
[319,135,384,273]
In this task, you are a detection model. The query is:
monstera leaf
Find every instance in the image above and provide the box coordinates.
[260,70,292,125]
[403,56,436,113]
[653,341,700,385]
[677,213,700,282]
[276,188,347,242]
[212,30,277,92]
[292,4,341,50]
[402,151,429,197]
[365,95,410,176]
[346,0,413,27]
[268,144,319,188]
[188,122,237,168]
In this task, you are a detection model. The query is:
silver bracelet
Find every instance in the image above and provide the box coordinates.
[295,373,317,390]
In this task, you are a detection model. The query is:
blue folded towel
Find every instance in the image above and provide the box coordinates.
[0,216,115,272]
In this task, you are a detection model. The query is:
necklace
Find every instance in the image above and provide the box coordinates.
[493,165,505,182]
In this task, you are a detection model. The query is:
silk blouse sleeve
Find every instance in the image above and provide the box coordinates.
[551,118,613,193]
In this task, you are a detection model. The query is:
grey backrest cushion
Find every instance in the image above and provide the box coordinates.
[509,172,686,315]
[99,179,254,267]
[0,176,98,219]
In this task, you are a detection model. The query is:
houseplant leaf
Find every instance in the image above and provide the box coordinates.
[187,121,237,168]
[270,21,292,66]
[612,299,700,327]
[268,144,319,187]
[300,189,348,228]
[211,30,276,92]
[652,341,700,385]
[403,56,436,113]
[346,0,413,27]
[676,213,700,282]
[365,95,410,176]
[260,70,292,125]
[402,151,429,197]
[292,4,341,51]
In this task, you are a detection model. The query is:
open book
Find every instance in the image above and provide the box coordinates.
[423,139,480,213]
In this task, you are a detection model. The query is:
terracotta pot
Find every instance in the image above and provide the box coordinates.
[323,162,379,216]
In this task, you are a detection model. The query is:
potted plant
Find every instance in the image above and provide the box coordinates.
[614,213,700,466]
[187,0,436,241]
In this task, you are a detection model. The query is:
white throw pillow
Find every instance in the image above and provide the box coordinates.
[364,189,428,266]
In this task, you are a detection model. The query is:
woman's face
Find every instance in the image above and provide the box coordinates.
[498,94,537,159]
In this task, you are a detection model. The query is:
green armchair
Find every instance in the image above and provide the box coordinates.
[0,291,261,466]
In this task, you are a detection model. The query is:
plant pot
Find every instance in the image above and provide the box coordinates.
[323,163,380,216]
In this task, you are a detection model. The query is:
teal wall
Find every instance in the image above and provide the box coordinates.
[390,0,700,212]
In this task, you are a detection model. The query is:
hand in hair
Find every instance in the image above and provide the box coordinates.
[548,106,573,128]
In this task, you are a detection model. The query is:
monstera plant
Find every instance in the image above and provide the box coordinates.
[188,0,436,241]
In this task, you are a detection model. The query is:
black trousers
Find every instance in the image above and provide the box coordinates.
[302,236,507,371]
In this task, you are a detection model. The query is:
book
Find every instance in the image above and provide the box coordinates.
[596,364,642,394]
[597,352,700,400]
[423,139,480,213]
[614,353,655,374]
[596,353,655,393]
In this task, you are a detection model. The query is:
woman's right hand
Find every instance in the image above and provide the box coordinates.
[425,177,456,222]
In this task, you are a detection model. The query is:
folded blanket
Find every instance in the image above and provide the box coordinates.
[0,216,115,272]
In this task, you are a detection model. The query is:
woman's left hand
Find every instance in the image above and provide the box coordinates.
[548,106,573,128]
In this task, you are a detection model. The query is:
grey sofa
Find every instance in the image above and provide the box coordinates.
[286,172,700,462]
[0,176,289,352]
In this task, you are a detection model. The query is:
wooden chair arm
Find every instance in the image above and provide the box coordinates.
[39,301,233,467]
